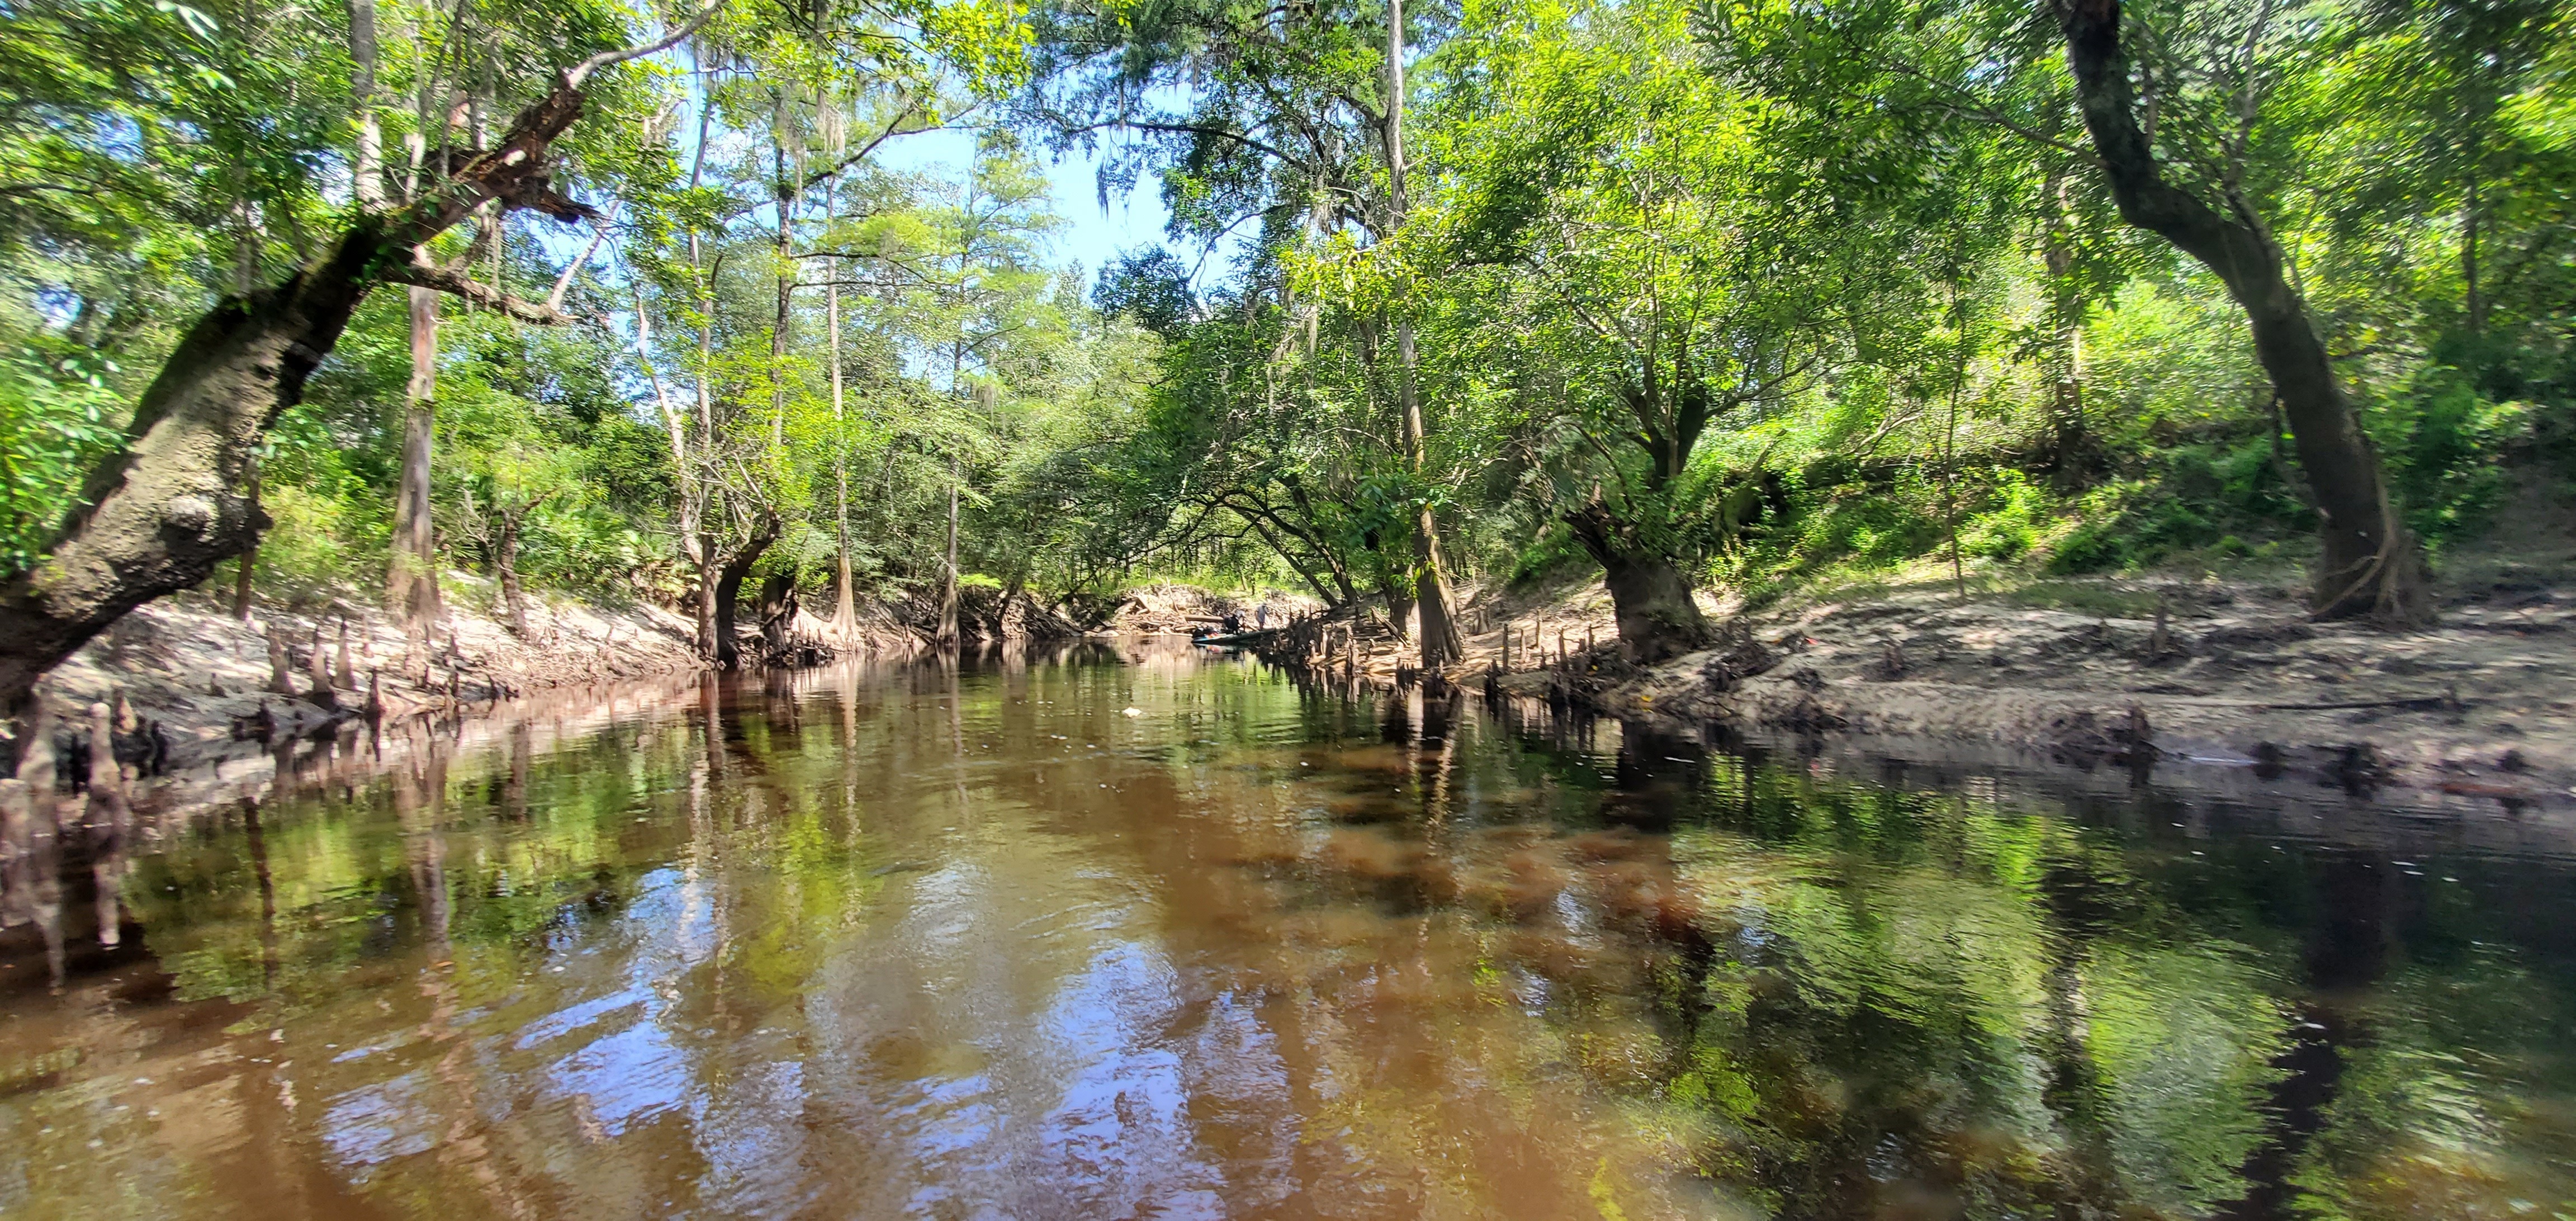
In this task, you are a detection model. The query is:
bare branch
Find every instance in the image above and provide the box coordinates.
[546,203,621,312]
[386,253,580,325]
[564,0,726,89]
[1065,117,1301,167]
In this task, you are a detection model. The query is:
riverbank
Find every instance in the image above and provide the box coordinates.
[26,580,707,779]
[1206,556,2576,810]
[1453,564,2576,810]
[49,559,2575,820]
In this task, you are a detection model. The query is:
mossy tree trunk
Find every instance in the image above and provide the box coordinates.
[0,70,626,713]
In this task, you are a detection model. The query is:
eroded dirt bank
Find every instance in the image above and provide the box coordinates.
[12,586,708,791]
[1527,575,2576,810]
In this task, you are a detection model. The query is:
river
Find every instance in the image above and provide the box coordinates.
[2,643,2572,1219]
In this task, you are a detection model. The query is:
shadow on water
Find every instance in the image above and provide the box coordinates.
[0,643,2572,1219]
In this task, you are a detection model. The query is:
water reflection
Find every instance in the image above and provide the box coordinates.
[0,646,2572,1219]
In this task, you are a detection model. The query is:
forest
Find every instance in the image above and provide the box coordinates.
[6,2,2576,1212]
[2,0,2571,701]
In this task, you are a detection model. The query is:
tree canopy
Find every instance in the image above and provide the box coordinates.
[0,0,2567,684]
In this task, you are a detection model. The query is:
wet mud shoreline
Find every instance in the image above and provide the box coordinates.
[1252,571,2576,818]
[1592,577,2576,814]
[31,594,704,759]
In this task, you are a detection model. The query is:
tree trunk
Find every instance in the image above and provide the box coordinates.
[827,178,856,640]
[2040,157,2094,486]
[2462,169,2483,335]
[677,102,721,662]
[0,225,399,712]
[496,511,529,637]
[1382,0,1460,671]
[1378,569,1414,643]
[231,454,259,620]
[710,520,778,670]
[1940,285,1972,598]
[770,118,798,451]
[2054,0,2430,624]
[1398,323,1460,668]
[828,415,855,643]
[629,275,703,614]
[695,527,721,661]
[0,75,607,713]
[757,570,795,656]
[231,548,258,620]
[936,470,960,649]
[386,285,442,634]
[834,550,856,636]
[1565,501,1708,664]
[348,0,385,208]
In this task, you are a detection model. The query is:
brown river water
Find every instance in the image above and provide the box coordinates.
[3,642,2574,1219]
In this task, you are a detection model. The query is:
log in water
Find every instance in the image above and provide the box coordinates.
[2,641,2573,1218]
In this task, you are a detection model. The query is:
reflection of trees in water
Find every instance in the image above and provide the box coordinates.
[0,664,2570,1218]
[1598,751,2576,1219]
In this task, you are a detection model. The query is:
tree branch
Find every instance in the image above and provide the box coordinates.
[386,253,579,324]
[799,98,932,191]
[544,204,620,311]
[564,0,726,89]
[1067,117,1300,167]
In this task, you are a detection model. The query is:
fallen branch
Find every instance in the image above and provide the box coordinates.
[2248,692,2462,713]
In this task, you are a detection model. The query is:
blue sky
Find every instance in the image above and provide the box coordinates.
[647,57,1188,292]
[873,125,1175,289]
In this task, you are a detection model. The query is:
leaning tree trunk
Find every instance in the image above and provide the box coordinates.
[2054,0,2430,623]
[0,75,607,714]
[0,229,380,712]
[709,519,778,670]
[1565,501,1709,664]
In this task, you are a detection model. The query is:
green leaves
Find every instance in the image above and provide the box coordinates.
[150,0,220,42]
[0,342,127,574]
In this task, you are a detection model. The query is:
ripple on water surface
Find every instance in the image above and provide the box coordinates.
[3,643,2575,1219]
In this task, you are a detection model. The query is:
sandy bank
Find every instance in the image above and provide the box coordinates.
[16,583,704,788]
[1499,575,2576,811]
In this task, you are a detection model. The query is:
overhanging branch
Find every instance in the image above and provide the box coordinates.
[386,254,581,325]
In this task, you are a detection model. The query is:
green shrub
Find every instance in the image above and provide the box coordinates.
[254,485,367,601]
[1508,520,1596,586]
[2367,366,2531,543]
[2047,482,2225,574]
[1959,471,2050,560]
